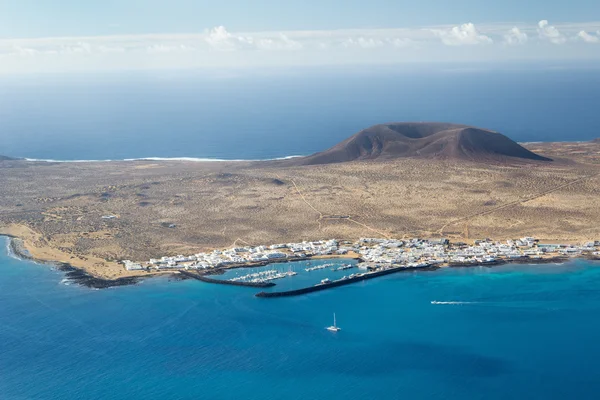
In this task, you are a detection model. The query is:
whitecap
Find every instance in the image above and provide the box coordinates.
[24,155,304,163]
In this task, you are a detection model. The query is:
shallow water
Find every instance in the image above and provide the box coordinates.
[214,258,359,291]
[2,237,600,399]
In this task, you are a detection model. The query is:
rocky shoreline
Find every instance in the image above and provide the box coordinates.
[448,256,571,268]
[7,237,143,289]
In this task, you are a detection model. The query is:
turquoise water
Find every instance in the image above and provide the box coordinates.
[2,236,600,399]
[215,258,359,291]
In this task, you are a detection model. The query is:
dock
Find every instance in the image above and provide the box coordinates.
[255,264,436,298]
[179,271,276,288]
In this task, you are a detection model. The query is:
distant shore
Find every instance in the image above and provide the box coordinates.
[19,155,304,163]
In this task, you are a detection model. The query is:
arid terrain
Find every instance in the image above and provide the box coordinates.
[1,128,599,279]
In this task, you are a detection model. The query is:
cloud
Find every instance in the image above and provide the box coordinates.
[2,21,600,74]
[146,44,195,53]
[387,38,413,48]
[255,34,303,51]
[60,41,93,54]
[342,36,413,49]
[537,20,566,44]
[204,26,304,51]
[578,30,600,43]
[433,23,493,46]
[204,26,254,51]
[504,27,528,45]
[342,37,385,48]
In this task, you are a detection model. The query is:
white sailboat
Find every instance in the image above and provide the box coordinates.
[326,313,341,332]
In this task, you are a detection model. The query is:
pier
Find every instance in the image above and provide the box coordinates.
[255,264,436,298]
[180,271,276,288]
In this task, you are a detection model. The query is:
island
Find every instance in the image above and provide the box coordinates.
[1,122,599,288]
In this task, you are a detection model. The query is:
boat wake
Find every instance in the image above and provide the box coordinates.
[431,301,477,305]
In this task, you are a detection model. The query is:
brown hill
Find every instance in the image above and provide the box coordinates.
[291,122,552,165]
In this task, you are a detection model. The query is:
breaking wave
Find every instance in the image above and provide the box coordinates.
[431,301,478,305]
[23,155,304,163]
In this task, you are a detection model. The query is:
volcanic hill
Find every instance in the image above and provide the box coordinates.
[291,122,552,165]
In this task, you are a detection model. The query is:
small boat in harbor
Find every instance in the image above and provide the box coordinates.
[326,313,341,332]
[335,264,354,271]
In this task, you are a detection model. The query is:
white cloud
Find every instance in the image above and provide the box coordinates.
[11,46,39,56]
[255,34,303,51]
[433,23,493,46]
[146,44,195,53]
[578,30,600,43]
[387,38,413,48]
[342,36,413,49]
[504,27,528,45]
[60,41,92,54]
[537,20,566,44]
[2,21,600,74]
[205,26,254,51]
[97,45,126,53]
[204,26,305,51]
[342,37,385,48]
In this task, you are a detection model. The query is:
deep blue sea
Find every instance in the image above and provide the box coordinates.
[2,237,600,400]
[1,66,599,160]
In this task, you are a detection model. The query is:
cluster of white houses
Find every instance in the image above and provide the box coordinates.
[123,239,342,271]
[357,237,599,266]
[122,237,600,271]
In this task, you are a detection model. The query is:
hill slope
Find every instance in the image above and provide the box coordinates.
[292,122,552,165]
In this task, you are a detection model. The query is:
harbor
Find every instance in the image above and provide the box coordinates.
[116,236,600,295]
[212,258,361,292]
[256,263,436,298]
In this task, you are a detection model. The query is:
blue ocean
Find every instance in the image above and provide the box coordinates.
[2,238,600,399]
[1,66,599,160]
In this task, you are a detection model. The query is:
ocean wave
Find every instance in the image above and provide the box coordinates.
[4,237,17,260]
[431,301,477,305]
[24,155,304,163]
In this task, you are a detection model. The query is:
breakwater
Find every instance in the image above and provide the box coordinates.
[255,264,436,298]
[448,256,571,268]
[179,270,276,288]
[504,256,570,264]
[449,260,504,267]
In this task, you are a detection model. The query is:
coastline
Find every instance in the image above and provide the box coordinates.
[3,231,599,293]
[21,155,304,163]
[5,236,145,289]
[0,224,162,280]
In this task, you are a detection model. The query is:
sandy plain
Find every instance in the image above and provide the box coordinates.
[0,141,599,279]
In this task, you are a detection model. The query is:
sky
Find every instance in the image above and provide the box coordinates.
[0,0,599,74]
